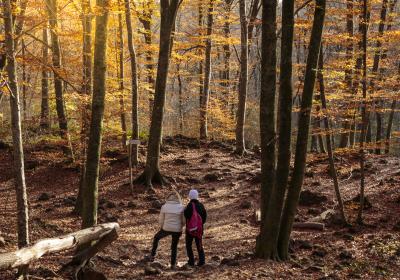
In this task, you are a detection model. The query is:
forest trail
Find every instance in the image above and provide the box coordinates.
[0,137,400,279]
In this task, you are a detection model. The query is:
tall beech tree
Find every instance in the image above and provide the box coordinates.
[277,0,326,259]
[40,27,50,130]
[137,0,155,114]
[46,0,74,159]
[75,0,93,215]
[371,0,389,154]
[135,0,182,187]
[3,0,30,270]
[199,0,214,140]
[339,0,354,148]
[255,0,277,258]
[124,0,140,166]
[82,0,110,228]
[357,0,369,224]
[259,0,295,260]
[317,46,347,224]
[235,0,248,155]
[117,10,127,149]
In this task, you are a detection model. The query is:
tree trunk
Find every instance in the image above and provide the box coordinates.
[248,0,260,42]
[40,27,50,130]
[21,40,27,121]
[2,0,30,276]
[357,0,368,224]
[339,0,354,148]
[117,11,127,149]
[371,0,388,154]
[124,0,139,166]
[177,63,184,133]
[75,0,93,216]
[385,99,396,154]
[235,0,248,155]
[318,46,347,224]
[199,0,214,140]
[0,223,119,270]
[82,0,110,228]
[278,0,326,260]
[255,0,278,259]
[259,0,295,260]
[138,1,155,117]
[222,0,233,114]
[46,0,74,160]
[134,0,181,187]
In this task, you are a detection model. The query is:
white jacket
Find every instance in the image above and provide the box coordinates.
[159,200,185,233]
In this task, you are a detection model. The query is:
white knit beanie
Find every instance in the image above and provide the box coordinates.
[189,189,199,200]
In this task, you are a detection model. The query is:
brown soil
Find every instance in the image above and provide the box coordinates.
[0,137,399,279]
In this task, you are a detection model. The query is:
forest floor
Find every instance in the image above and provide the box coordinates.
[0,135,400,280]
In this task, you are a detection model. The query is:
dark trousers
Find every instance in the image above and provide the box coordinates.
[151,229,182,266]
[185,233,205,266]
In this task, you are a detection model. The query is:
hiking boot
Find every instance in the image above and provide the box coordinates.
[197,262,205,267]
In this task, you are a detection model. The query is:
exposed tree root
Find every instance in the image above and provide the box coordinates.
[133,168,170,188]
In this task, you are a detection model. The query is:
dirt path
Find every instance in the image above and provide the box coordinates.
[0,139,399,279]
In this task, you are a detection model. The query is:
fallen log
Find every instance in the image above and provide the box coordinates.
[254,210,325,231]
[0,223,119,271]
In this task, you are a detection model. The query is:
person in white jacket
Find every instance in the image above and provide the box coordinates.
[149,191,185,268]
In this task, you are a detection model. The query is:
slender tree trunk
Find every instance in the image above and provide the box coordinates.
[135,0,181,187]
[235,0,248,155]
[255,0,277,259]
[339,0,354,148]
[385,99,396,154]
[248,0,260,42]
[199,0,214,140]
[382,0,398,154]
[117,11,127,149]
[40,27,50,130]
[371,0,388,154]
[3,1,30,277]
[177,63,184,133]
[198,3,204,133]
[318,46,347,224]
[357,0,368,224]
[124,0,139,166]
[222,0,233,113]
[75,0,93,215]
[278,0,326,260]
[82,0,110,228]
[138,1,155,116]
[46,0,74,160]
[260,0,295,260]
[21,40,27,121]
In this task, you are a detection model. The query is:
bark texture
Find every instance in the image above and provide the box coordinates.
[82,0,110,228]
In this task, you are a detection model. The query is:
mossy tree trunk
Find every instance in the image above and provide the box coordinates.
[82,0,110,228]
[75,0,93,216]
[134,0,181,188]
[3,0,30,276]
